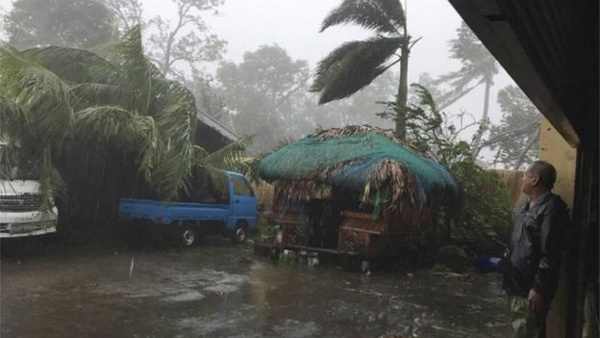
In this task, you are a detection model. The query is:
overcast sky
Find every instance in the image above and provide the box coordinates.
[0,0,521,150]
[142,0,523,163]
[141,0,515,125]
[0,0,516,121]
[143,0,505,79]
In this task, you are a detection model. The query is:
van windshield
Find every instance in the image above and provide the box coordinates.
[0,144,40,180]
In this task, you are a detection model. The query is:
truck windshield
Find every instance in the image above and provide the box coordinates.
[232,177,253,196]
[0,144,40,180]
[179,169,229,203]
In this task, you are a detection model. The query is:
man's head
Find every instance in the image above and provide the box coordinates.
[522,160,557,195]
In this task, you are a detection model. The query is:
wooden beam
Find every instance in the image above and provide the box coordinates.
[447,0,580,146]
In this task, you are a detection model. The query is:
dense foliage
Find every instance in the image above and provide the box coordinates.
[311,0,413,138]
[214,45,397,153]
[435,22,499,158]
[417,72,541,169]
[106,0,226,80]
[217,45,310,153]
[403,84,513,251]
[488,85,541,169]
[5,0,113,49]
[0,27,244,240]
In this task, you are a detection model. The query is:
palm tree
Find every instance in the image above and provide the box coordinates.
[0,44,74,209]
[435,22,498,157]
[0,26,246,231]
[311,0,417,139]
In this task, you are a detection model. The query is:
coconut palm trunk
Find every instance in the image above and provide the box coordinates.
[396,43,409,139]
[437,22,499,158]
[472,75,493,157]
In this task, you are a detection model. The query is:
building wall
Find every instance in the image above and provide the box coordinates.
[539,117,577,208]
[538,116,577,338]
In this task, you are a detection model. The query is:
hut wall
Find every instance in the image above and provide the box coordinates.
[340,211,386,233]
[271,203,309,247]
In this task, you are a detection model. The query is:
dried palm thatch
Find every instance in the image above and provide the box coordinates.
[314,125,416,150]
[258,125,460,215]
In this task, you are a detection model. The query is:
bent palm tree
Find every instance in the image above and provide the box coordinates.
[311,0,416,139]
[1,26,246,227]
[436,22,498,157]
[0,44,74,208]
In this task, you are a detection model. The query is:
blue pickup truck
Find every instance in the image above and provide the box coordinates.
[118,171,258,247]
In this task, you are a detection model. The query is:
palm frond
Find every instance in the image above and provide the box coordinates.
[149,140,194,200]
[187,139,250,197]
[192,144,210,164]
[38,149,67,210]
[74,106,141,149]
[321,0,405,34]
[377,0,406,29]
[434,70,484,108]
[0,45,73,140]
[197,137,249,173]
[0,140,19,178]
[21,46,151,113]
[311,37,403,104]
[21,46,122,85]
[93,25,155,113]
[70,83,141,111]
[0,95,28,140]
[132,115,159,180]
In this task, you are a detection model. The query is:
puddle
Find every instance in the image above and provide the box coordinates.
[1,243,510,337]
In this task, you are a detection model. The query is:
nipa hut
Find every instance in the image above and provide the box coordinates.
[258,125,460,258]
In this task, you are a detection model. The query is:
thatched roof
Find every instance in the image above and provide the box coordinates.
[258,125,460,210]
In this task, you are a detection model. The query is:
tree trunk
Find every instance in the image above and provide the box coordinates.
[162,33,175,75]
[472,75,492,158]
[395,43,409,140]
[513,128,540,170]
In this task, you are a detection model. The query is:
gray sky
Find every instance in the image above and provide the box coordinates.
[142,0,515,127]
[1,0,523,161]
[0,0,516,125]
[144,0,503,80]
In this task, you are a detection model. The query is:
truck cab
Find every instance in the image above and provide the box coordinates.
[119,171,257,246]
[0,141,58,238]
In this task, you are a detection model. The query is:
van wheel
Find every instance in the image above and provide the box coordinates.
[176,224,197,247]
[231,222,248,244]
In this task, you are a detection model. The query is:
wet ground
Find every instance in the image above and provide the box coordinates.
[1,237,510,337]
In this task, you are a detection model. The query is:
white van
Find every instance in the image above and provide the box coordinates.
[0,141,58,238]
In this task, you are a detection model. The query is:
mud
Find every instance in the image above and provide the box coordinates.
[1,237,510,337]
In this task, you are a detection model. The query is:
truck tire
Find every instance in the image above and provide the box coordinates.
[176,224,197,247]
[231,222,248,244]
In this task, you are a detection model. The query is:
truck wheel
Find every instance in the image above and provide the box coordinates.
[177,224,197,247]
[231,222,248,244]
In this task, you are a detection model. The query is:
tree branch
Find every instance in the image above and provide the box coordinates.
[513,128,540,170]
[475,118,541,150]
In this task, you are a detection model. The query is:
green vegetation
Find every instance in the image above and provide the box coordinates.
[434,22,499,157]
[4,0,113,49]
[311,0,416,139]
[488,86,541,169]
[0,27,244,240]
[216,45,310,153]
[394,84,513,252]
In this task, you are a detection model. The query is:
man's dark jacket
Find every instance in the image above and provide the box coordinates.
[503,192,569,297]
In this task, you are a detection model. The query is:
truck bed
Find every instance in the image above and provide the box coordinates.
[118,198,229,225]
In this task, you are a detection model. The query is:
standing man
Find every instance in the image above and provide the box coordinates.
[503,160,570,337]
